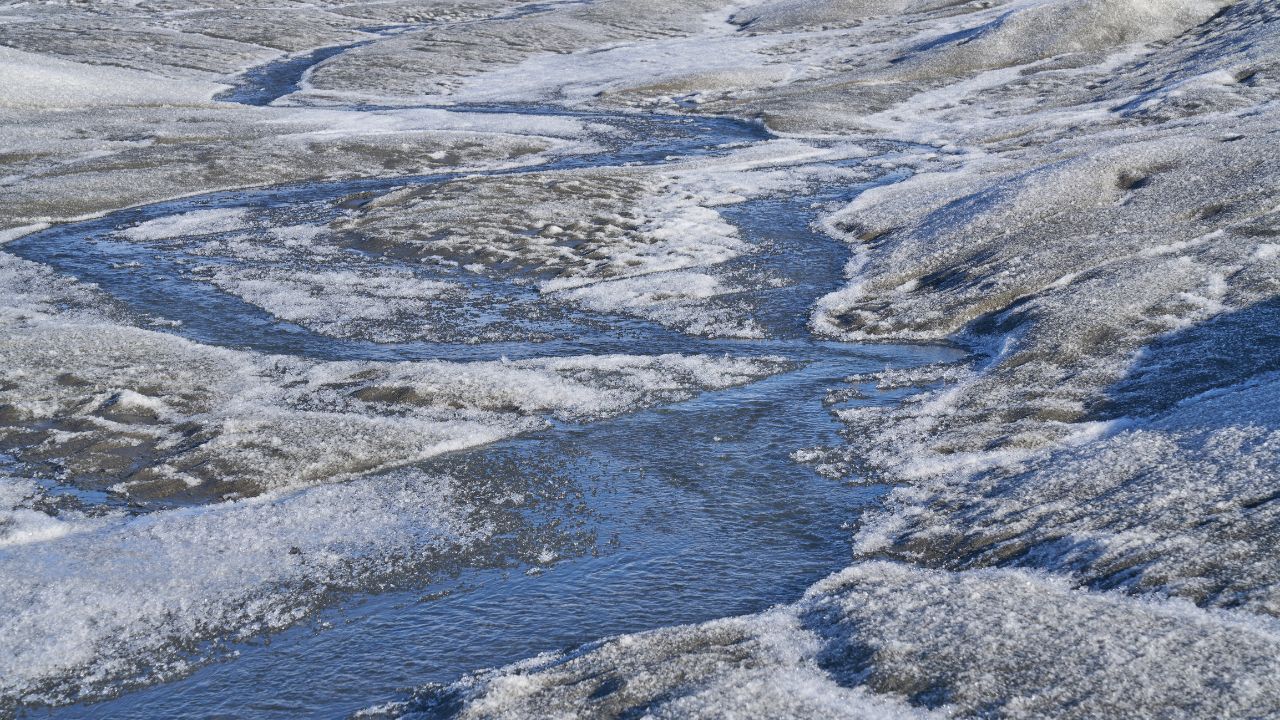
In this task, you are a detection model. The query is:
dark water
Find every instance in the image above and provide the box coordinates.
[214,42,367,106]
[9,36,963,720]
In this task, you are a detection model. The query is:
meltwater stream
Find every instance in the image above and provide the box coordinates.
[46,342,956,720]
[8,109,773,363]
[7,35,962,720]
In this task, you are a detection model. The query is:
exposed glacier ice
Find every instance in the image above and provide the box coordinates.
[403,561,1280,719]
[0,45,225,109]
[0,467,476,708]
[5,0,1280,716]
[357,0,1280,717]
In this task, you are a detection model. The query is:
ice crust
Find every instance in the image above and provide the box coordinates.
[333,138,859,338]
[0,45,225,109]
[803,1,1280,629]
[407,561,1280,719]
[856,370,1280,614]
[209,267,464,342]
[339,165,769,336]
[393,606,945,720]
[1,95,598,231]
[554,271,765,339]
[123,208,252,241]
[344,169,745,288]
[0,313,782,501]
[0,468,475,708]
[297,0,732,103]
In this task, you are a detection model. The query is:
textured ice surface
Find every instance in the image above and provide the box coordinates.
[339,165,765,335]
[404,561,1280,719]
[208,267,464,341]
[0,240,785,501]
[358,0,1280,717]
[7,0,1280,716]
[857,370,1280,614]
[297,0,732,103]
[390,606,944,720]
[0,45,224,109]
[0,467,475,707]
[804,563,1280,718]
[335,139,869,337]
[0,319,783,501]
[553,271,764,338]
[343,168,745,288]
[123,208,252,242]
[0,101,588,229]
[804,4,1280,634]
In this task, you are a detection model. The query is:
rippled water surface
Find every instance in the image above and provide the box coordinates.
[54,340,954,719]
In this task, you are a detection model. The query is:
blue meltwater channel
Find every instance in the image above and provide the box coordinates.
[7,52,963,719]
